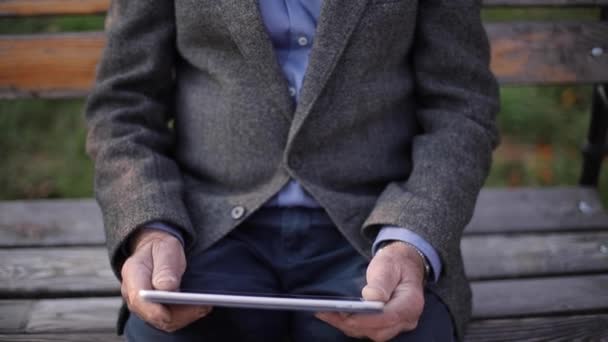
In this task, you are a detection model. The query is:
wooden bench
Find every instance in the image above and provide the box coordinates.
[1,0,607,340]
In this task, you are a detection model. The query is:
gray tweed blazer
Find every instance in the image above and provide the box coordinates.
[85,0,499,339]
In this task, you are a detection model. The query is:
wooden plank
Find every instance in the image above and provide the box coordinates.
[484,0,608,6]
[0,247,119,297]
[0,317,606,342]
[1,21,608,98]
[471,275,608,318]
[467,187,608,234]
[0,298,121,333]
[0,301,33,333]
[0,317,604,341]
[26,298,122,333]
[2,231,608,296]
[0,0,605,17]
[0,334,122,342]
[488,22,608,85]
[0,33,105,98]
[3,187,605,247]
[466,314,608,341]
[0,276,606,333]
[0,0,109,17]
[0,199,104,247]
[462,231,608,280]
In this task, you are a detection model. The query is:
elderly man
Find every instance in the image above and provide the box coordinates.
[85,0,499,341]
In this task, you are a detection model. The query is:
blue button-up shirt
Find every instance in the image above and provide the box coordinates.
[146,0,442,282]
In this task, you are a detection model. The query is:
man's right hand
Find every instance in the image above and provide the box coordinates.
[120,229,212,332]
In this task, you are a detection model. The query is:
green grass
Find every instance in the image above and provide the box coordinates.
[0,16,104,34]
[481,8,599,21]
[0,99,93,199]
[0,9,606,206]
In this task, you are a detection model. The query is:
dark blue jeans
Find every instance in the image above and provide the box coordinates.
[125,207,455,341]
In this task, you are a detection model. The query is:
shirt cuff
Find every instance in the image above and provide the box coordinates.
[143,221,186,247]
[120,221,186,257]
[372,226,442,282]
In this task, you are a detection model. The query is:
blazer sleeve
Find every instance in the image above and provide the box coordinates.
[361,0,500,267]
[85,0,196,279]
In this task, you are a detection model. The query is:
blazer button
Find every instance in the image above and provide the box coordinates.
[231,206,246,220]
[290,156,303,169]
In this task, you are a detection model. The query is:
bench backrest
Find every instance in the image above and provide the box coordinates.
[0,0,607,99]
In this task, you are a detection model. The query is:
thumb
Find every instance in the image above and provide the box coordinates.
[362,254,401,302]
[151,238,186,291]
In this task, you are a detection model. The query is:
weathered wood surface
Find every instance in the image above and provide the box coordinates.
[0,0,110,16]
[2,232,608,297]
[484,0,608,5]
[0,334,122,342]
[0,0,606,17]
[471,275,608,318]
[0,316,606,342]
[467,187,608,234]
[463,231,608,279]
[0,298,121,333]
[466,314,608,341]
[2,21,608,98]
[0,247,118,297]
[1,275,607,332]
[488,22,608,85]
[0,199,105,247]
[0,33,105,98]
[1,187,606,247]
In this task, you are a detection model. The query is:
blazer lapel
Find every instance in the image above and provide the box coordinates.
[216,0,294,121]
[289,0,369,140]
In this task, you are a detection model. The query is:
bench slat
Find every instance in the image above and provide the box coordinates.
[0,187,608,247]
[488,22,608,85]
[2,187,605,247]
[0,0,109,17]
[1,276,606,333]
[0,316,606,341]
[0,247,118,297]
[471,275,608,318]
[466,314,608,341]
[2,232,608,296]
[0,33,104,99]
[467,187,608,234]
[1,22,608,98]
[463,231,608,280]
[0,0,606,17]
[484,0,608,5]
[0,199,104,247]
[0,334,122,342]
[0,298,121,333]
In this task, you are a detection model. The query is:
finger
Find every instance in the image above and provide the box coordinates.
[337,284,425,331]
[122,257,172,329]
[315,312,365,339]
[151,237,186,291]
[161,305,213,332]
[362,253,401,302]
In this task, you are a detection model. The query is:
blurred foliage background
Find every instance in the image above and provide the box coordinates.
[0,9,606,205]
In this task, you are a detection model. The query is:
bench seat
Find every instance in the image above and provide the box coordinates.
[1,187,607,341]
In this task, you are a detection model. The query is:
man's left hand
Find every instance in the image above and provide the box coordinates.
[315,241,426,342]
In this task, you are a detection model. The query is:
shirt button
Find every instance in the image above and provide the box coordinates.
[297,36,309,47]
[231,206,246,220]
[288,87,297,97]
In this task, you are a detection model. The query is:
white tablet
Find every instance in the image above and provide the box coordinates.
[140,290,384,313]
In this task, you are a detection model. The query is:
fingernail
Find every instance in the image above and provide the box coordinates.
[158,276,177,284]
